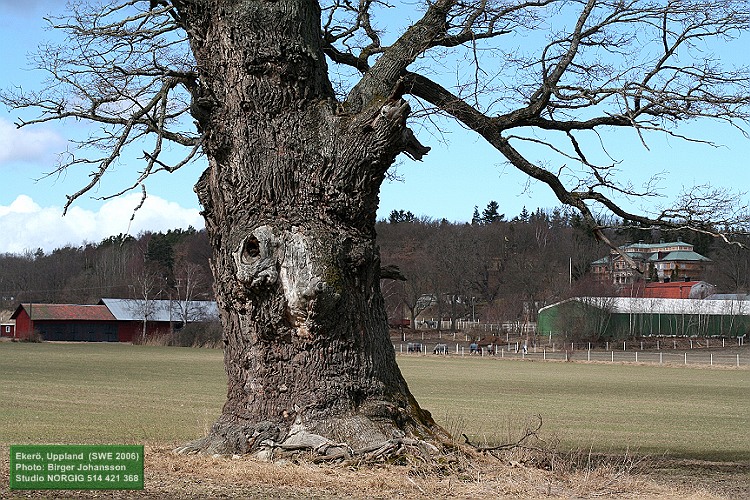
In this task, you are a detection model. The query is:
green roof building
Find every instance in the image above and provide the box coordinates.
[591,240,711,285]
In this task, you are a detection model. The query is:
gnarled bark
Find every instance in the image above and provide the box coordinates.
[171,0,440,457]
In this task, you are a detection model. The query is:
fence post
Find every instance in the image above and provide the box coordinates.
[684,352,687,365]
[587,349,590,362]
[543,349,546,360]
[635,351,638,363]
[660,352,663,364]
[710,353,713,366]
[623,341,626,351]
[611,351,614,363]
[606,341,609,351]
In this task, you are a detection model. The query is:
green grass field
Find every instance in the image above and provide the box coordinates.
[0,343,226,446]
[397,356,750,462]
[0,342,747,462]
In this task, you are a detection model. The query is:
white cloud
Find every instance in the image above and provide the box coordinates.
[0,118,66,165]
[0,194,204,254]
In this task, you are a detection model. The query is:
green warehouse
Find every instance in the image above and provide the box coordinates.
[538,297,750,339]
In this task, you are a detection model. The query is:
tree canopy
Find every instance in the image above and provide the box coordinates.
[3,0,750,239]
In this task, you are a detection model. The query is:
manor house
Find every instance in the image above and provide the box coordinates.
[590,239,711,285]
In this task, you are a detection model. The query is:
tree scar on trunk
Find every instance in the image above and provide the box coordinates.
[170,1,443,458]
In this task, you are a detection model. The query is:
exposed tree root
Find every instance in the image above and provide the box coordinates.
[175,434,444,465]
[175,413,552,469]
[174,414,446,466]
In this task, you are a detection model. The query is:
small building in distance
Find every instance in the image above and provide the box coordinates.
[0,309,16,338]
[11,303,118,341]
[9,298,219,342]
[620,280,715,299]
[538,296,750,339]
[98,298,218,342]
[591,239,711,285]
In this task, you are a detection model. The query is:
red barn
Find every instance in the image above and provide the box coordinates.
[1,309,15,338]
[9,299,219,342]
[621,280,715,299]
[98,298,219,342]
[11,303,119,342]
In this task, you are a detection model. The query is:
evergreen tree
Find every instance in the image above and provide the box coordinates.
[671,264,680,281]
[481,201,504,224]
[388,209,416,224]
[516,206,530,224]
[146,233,175,279]
[471,206,481,225]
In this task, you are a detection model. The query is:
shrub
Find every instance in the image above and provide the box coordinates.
[172,321,223,348]
[24,330,44,343]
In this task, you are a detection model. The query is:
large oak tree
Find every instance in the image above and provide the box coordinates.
[3,0,750,456]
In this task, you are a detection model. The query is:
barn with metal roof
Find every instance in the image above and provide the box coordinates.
[98,298,218,342]
[538,297,750,339]
[10,299,219,342]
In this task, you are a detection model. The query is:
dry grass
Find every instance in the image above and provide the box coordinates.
[1,445,732,499]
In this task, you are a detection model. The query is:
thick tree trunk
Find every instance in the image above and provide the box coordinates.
[173,0,440,456]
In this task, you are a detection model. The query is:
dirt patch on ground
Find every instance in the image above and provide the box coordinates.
[642,458,750,500]
[2,446,747,499]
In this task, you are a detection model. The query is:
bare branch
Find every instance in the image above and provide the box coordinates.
[462,414,546,454]
[394,0,750,253]
[0,0,200,211]
[3,0,750,251]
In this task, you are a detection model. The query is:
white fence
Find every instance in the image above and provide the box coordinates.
[415,319,537,334]
[394,342,749,367]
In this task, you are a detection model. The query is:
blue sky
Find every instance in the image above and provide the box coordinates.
[1,1,749,253]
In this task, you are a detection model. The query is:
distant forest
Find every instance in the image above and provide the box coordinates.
[2,203,750,325]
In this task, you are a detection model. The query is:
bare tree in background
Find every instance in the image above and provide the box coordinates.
[172,259,211,323]
[3,0,750,457]
[128,266,163,343]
